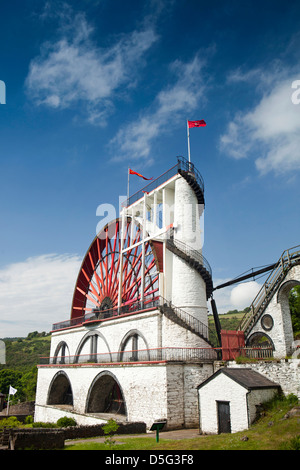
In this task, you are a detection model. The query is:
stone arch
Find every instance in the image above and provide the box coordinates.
[85,371,127,416]
[74,330,111,363]
[47,370,73,406]
[118,329,150,361]
[277,279,300,304]
[53,341,70,364]
[246,331,275,350]
[277,279,299,349]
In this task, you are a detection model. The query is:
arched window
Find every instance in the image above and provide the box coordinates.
[52,341,70,364]
[246,332,274,351]
[118,329,150,362]
[74,331,111,363]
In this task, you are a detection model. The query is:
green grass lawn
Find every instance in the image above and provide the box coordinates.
[64,396,300,451]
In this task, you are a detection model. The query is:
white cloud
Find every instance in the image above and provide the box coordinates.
[0,254,81,337]
[220,65,300,175]
[210,279,262,314]
[230,281,261,310]
[110,55,207,163]
[25,11,158,125]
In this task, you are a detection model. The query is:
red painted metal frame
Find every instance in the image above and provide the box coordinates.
[70,218,161,320]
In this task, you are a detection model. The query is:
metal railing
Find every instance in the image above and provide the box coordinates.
[39,346,218,365]
[39,345,275,366]
[122,156,204,208]
[159,297,212,341]
[177,156,205,196]
[166,236,212,278]
[241,347,274,359]
[52,296,160,331]
[52,295,212,340]
[238,245,300,335]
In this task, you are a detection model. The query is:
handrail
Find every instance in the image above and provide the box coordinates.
[177,156,205,195]
[166,236,212,277]
[159,296,212,341]
[39,346,218,365]
[238,245,300,334]
[38,345,274,366]
[52,296,160,331]
[123,162,179,208]
[52,294,213,343]
[122,156,204,208]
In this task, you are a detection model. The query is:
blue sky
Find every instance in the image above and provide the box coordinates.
[0,0,300,336]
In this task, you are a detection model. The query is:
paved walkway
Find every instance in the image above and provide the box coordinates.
[66,428,201,446]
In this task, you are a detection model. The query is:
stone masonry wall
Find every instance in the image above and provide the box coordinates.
[227,359,300,399]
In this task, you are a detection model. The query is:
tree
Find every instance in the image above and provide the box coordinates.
[0,369,22,401]
[289,286,300,337]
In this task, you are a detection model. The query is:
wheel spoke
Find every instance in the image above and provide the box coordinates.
[71,218,160,319]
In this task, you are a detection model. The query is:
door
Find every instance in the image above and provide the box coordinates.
[217,401,231,433]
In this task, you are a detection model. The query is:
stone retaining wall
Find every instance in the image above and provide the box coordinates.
[226,358,300,398]
[4,421,146,450]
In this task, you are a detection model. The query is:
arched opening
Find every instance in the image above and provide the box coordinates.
[288,284,300,340]
[277,280,300,353]
[246,331,275,350]
[118,329,150,362]
[53,341,70,364]
[86,372,126,417]
[74,331,111,363]
[47,371,73,407]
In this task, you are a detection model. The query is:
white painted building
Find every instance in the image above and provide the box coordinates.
[35,157,216,429]
[198,368,280,434]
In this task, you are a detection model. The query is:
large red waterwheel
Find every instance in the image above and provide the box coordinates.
[70,218,161,320]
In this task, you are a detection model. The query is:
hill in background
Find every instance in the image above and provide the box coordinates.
[208,310,245,347]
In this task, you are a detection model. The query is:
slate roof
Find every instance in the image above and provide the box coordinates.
[198,368,280,391]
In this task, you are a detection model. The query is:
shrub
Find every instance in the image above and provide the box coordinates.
[285,393,299,406]
[56,416,77,427]
[32,421,57,428]
[0,417,22,429]
[24,415,33,424]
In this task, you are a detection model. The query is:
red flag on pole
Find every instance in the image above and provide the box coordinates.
[129,169,153,180]
[188,120,206,128]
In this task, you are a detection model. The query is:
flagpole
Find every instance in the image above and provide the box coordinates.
[6,393,10,416]
[187,120,191,164]
[127,167,130,203]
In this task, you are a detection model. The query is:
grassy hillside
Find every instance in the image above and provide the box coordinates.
[208,310,244,347]
[0,333,51,371]
[0,332,51,402]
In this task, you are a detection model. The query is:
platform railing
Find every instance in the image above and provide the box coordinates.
[39,345,275,366]
[122,156,204,208]
[177,156,205,195]
[52,296,160,331]
[39,346,218,365]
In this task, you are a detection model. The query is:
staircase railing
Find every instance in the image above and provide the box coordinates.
[159,297,214,343]
[177,156,204,195]
[166,236,212,278]
[165,231,213,299]
[238,245,300,335]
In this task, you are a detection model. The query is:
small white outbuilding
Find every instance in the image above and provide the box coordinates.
[197,367,280,434]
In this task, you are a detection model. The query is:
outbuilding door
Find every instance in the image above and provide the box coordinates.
[217,401,231,433]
